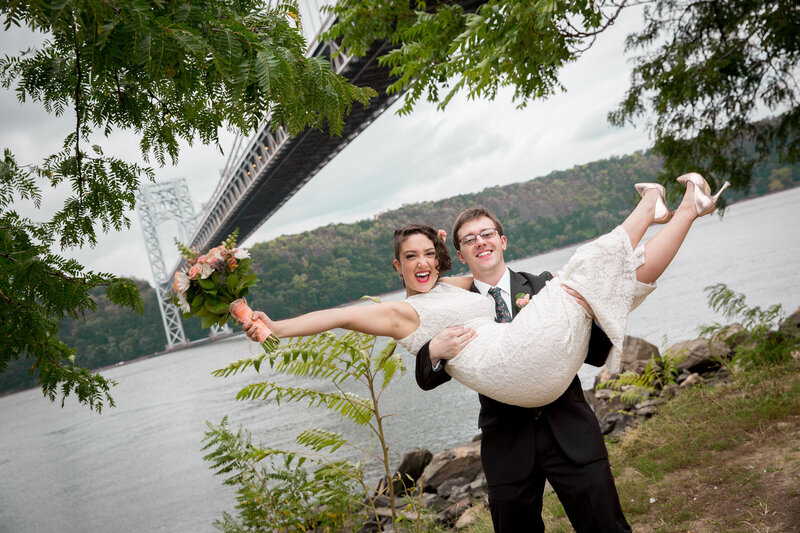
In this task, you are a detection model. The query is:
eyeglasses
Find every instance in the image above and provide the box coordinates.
[459,228,499,247]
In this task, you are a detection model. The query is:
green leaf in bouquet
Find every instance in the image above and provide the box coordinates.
[200,313,218,329]
[198,277,215,290]
[237,273,257,291]
[204,298,229,315]
[217,314,230,328]
[225,274,238,294]
[237,258,253,273]
[191,293,205,312]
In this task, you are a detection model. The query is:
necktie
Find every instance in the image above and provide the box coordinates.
[488,286,512,323]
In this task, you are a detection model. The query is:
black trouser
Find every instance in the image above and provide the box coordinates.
[487,417,631,533]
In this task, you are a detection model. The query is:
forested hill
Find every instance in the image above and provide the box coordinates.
[242,150,796,320]
[1,150,796,395]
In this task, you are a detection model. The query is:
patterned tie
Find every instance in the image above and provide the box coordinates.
[488,286,512,323]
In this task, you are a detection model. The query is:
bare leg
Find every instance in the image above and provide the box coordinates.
[636,183,700,284]
[620,189,659,250]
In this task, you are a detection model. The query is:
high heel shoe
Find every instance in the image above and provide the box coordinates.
[676,172,730,216]
[635,182,672,224]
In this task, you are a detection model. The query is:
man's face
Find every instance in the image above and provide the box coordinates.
[456,216,507,282]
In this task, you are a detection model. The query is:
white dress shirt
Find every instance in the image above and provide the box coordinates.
[432,268,513,371]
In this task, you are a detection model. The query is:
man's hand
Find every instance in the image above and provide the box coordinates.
[429,325,477,366]
[562,285,595,319]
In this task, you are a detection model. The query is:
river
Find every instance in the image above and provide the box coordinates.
[1,187,798,532]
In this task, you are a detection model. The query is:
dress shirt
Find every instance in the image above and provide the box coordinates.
[431,268,513,371]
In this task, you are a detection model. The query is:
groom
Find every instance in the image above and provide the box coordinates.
[416,207,630,532]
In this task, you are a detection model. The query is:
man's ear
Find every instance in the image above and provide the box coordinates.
[499,235,507,251]
[456,250,466,264]
[393,259,401,273]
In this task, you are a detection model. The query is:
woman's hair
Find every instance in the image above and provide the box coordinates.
[392,224,452,275]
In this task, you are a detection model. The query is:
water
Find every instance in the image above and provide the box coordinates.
[1,188,799,532]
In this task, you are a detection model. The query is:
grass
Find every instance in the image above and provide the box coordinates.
[436,359,800,532]
[608,358,800,532]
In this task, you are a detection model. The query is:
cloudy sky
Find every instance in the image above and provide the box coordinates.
[1,7,651,285]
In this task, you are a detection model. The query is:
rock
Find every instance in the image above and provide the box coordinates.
[454,505,483,528]
[779,306,800,337]
[435,497,472,525]
[421,440,482,492]
[620,335,660,372]
[606,413,638,441]
[680,372,704,387]
[450,482,473,502]
[468,472,487,493]
[669,338,729,374]
[593,388,615,400]
[391,448,432,496]
[594,366,614,389]
[422,491,449,512]
[437,476,469,499]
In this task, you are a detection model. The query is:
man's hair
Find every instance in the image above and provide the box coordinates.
[392,224,452,277]
[451,207,505,251]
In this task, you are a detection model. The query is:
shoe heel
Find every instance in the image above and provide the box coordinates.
[693,181,730,216]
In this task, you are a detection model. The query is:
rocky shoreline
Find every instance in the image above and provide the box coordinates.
[360,306,800,531]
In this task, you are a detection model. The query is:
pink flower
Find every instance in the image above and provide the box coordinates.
[227,257,238,270]
[437,229,447,243]
[197,255,208,264]
[188,264,201,280]
[515,293,531,310]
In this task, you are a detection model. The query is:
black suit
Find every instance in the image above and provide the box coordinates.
[416,269,630,532]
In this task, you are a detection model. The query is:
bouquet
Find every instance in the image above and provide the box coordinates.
[172,230,279,351]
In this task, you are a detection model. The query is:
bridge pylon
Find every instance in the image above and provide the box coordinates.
[137,178,230,349]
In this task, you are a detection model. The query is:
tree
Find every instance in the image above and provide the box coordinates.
[326,0,799,197]
[609,0,800,200]
[0,0,375,411]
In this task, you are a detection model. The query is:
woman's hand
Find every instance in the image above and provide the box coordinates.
[241,310,278,341]
[429,325,477,365]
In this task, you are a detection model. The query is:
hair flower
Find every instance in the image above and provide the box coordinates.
[437,229,447,243]
[515,292,531,310]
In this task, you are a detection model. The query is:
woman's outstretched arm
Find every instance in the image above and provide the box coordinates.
[242,301,420,341]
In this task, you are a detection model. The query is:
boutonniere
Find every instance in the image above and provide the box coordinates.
[515,292,531,310]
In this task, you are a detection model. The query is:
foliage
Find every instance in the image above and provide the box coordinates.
[326,0,625,115]
[327,0,799,196]
[601,358,800,531]
[596,340,685,407]
[202,418,362,532]
[207,320,412,530]
[700,283,799,369]
[0,0,374,409]
[609,0,800,200]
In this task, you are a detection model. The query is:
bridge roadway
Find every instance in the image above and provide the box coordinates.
[188,1,484,255]
[189,36,400,252]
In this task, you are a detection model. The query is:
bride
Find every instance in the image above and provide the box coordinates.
[239,173,729,407]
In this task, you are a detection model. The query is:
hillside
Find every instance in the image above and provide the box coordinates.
[1,149,797,395]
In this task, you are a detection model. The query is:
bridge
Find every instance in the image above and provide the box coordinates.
[139,0,480,348]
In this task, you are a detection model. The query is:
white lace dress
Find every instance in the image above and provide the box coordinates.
[398,226,655,407]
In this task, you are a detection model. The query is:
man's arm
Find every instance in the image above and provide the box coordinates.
[585,322,613,367]
[415,340,452,390]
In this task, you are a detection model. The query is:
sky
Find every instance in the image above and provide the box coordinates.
[1,6,652,286]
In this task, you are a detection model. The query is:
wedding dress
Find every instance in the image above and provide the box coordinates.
[398,226,656,407]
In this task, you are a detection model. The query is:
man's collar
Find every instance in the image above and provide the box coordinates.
[473,268,511,296]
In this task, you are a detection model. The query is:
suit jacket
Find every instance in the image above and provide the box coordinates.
[415,269,613,487]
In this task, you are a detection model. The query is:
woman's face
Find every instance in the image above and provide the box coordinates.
[393,233,439,296]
